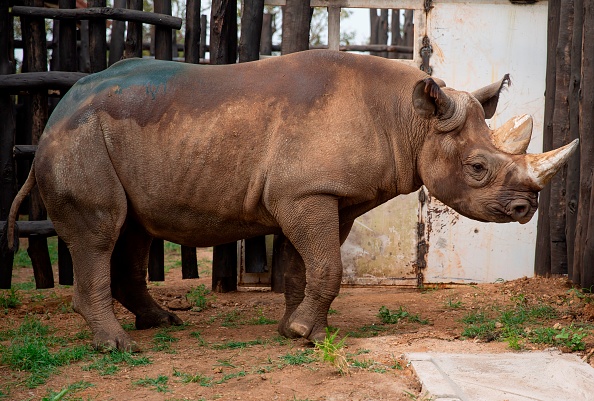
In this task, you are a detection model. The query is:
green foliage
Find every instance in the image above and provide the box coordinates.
[83,350,151,375]
[445,299,463,309]
[133,375,171,393]
[0,288,21,309]
[279,349,317,366]
[378,306,429,325]
[173,369,213,386]
[214,371,247,384]
[220,310,243,328]
[248,308,278,325]
[186,284,215,311]
[152,329,179,352]
[190,331,208,346]
[211,338,264,350]
[0,317,92,388]
[42,381,93,401]
[314,328,348,375]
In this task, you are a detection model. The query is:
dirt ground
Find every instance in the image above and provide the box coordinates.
[1,247,594,401]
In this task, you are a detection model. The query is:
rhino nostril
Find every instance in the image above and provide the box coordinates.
[509,200,531,220]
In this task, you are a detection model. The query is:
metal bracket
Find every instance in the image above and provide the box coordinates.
[420,35,433,75]
[424,0,434,13]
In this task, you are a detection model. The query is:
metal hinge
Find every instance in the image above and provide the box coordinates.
[424,0,434,13]
[420,36,433,75]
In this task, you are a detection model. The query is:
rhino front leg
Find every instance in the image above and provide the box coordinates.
[111,220,183,330]
[277,219,354,339]
[274,195,343,342]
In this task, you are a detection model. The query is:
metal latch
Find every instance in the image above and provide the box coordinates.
[420,36,433,75]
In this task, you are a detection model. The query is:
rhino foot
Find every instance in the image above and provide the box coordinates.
[135,310,183,330]
[93,330,140,353]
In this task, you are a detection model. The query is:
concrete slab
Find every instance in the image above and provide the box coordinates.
[406,351,594,401]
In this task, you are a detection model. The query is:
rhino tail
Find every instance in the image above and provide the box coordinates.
[4,162,37,252]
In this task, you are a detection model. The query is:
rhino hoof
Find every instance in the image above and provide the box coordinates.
[93,333,140,353]
[136,310,183,330]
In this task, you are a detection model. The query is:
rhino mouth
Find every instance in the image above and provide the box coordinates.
[504,198,537,224]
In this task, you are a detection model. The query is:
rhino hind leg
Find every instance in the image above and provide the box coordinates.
[111,220,183,330]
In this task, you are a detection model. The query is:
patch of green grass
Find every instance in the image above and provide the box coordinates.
[346,324,389,338]
[190,331,208,346]
[314,328,348,375]
[186,284,215,311]
[152,329,179,352]
[42,380,94,401]
[220,310,243,327]
[0,318,93,388]
[83,350,151,375]
[211,338,264,350]
[327,308,339,315]
[279,349,317,366]
[133,375,171,393]
[173,369,213,386]
[12,281,36,291]
[214,371,247,384]
[378,306,429,325]
[248,308,278,325]
[0,288,21,308]
[445,298,463,309]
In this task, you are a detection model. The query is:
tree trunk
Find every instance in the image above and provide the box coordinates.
[281,0,310,55]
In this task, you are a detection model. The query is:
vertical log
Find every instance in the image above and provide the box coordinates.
[0,0,16,289]
[567,0,583,281]
[210,0,238,292]
[154,0,172,62]
[549,1,574,275]
[22,0,53,289]
[369,9,379,56]
[327,6,340,51]
[212,242,237,292]
[147,239,164,281]
[109,0,127,65]
[535,0,560,277]
[58,0,77,72]
[239,0,265,62]
[260,13,273,56]
[124,0,143,58]
[576,0,594,289]
[210,0,237,64]
[402,9,414,60]
[88,0,107,72]
[184,0,201,64]
[378,9,389,58]
[180,0,201,279]
[78,20,90,72]
[389,9,401,59]
[281,0,311,55]
[200,14,207,60]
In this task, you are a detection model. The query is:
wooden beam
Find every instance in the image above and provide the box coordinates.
[11,6,182,29]
[0,71,87,92]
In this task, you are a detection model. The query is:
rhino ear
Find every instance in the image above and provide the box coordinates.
[472,74,511,119]
[412,78,452,119]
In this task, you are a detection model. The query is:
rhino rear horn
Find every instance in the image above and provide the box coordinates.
[525,139,579,190]
[492,114,533,154]
[413,78,464,131]
[472,74,511,119]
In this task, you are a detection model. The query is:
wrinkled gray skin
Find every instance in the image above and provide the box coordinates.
[7,50,575,351]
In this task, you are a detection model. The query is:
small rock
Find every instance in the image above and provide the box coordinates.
[167,299,192,311]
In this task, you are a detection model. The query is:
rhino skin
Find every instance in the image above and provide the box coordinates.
[6,50,577,351]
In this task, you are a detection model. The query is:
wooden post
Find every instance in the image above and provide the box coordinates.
[389,9,401,59]
[379,9,389,58]
[184,0,201,64]
[260,13,273,55]
[566,0,583,281]
[22,0,53,289]
[58,0,77,72]
[239,0,264,62]
[210,0,238,292]
[0,0,16,289]
[534,0,560,278]
[575,0,594,289]
[124,0,143,58]
[549,0,574,275]
[369,9,379,56]
[200,14,207,60]
[146,0,173,282]
[78,20,90,72]
[210,0,237,64]
[179,0,201,279]
[88,0,107,72]
[154,0,172,62]
[281,0,311,55]
[327,6,340,51]
[108,0,127,65]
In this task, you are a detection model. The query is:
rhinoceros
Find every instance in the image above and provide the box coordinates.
[7,50,577,351]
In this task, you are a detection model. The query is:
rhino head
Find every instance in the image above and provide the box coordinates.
[413,76,578,224]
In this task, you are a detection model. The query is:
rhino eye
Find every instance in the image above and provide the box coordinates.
[472,163,485,173]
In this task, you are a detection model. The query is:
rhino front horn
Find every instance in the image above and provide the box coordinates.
[526,138,579,190]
